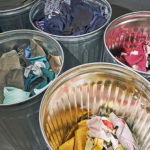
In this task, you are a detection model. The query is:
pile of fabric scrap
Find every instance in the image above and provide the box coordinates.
[108,29,150,73]
[34,0,109,36]
[0,39,62,104]
[59,112,138,150]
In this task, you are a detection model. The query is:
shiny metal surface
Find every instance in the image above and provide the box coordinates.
[29,0,112,72]
[0,0,38,32]
[40,63,150,150]
[104,11,150,81]
[0,30,64,150]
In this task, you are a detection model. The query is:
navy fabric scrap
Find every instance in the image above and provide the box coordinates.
[35,1,108,36]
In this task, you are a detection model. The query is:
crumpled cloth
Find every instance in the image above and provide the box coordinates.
[35,0,108,36]
[24,61,46,78]
[3,87,30,104]
[110,112,138,150]
[87,113,137,150]
[27,56,50,69]
[59,120,88,150]
[122,40,147,72]
[25,39,46,59]
[87,116,112,143]
[47,54,62,74]
[109,28,150,73]
[0,52,25,104]
[30,68,55,94]
[1,50,17,58]
[25,67,55,95]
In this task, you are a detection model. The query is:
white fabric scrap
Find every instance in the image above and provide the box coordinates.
[110,112,139,150]
[87,116,111,143]
[24,61,46,78]
[110,134,119,150]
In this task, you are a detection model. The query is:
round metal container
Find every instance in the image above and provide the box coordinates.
[0,30,64,150]
[40,63,150,150]
[0,0,38,32]
[29,0,112,71]
[104,11,150,81]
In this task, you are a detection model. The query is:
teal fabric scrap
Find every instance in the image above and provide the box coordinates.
[30,68,55,96]
[24,71,39,91]
[3,87,30,104]
[27,56,50,69]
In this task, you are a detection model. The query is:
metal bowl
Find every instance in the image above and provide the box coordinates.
[0,29,64,150]
[40,63,150,150]
[29,0,112,71]
[104,11,150,81]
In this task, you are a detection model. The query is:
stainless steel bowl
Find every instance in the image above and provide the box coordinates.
[29,0,112,71]
[0,29,64,150]
[40,63,150,150]
[104,11,150,81]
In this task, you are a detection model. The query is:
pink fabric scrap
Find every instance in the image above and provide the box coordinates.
[123,40,147,72]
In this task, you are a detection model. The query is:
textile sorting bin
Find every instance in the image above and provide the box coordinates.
[104,12,150,81]
[29,0,112,71]
[39,63,150,150]
[0,0,38,32]
[0,30,64,150]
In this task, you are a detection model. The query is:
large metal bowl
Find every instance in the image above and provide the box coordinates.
[40,63,150,150]
[0,29,64,150]
[104,11,150,81]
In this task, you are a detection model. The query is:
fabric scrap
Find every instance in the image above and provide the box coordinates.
[30,39,46,58]
[0,56,24,104]
[27,55,50,69]
[1,50,18,58]
[47,54,62,74]
[3,87,30,104]
[17,43,30,68]
[110,112,138,150]
[24,61,46,78]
